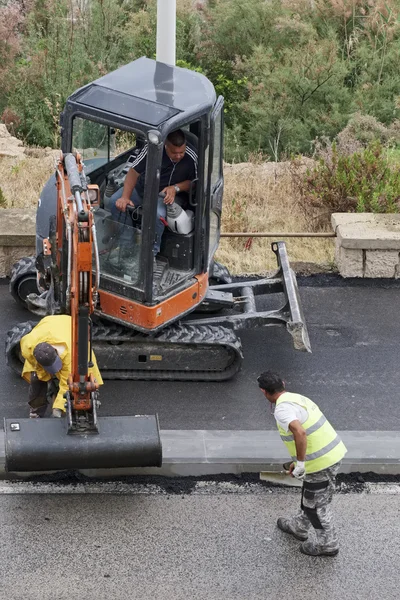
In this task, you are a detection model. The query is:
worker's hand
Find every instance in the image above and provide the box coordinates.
[161,186,176,205]
[116,196,134,212]
[289,461,306,480]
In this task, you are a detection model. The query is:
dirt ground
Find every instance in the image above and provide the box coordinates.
[0,126,334,274]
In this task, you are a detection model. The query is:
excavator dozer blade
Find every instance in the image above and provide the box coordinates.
[4,415,162,472]
[273,242,311,353]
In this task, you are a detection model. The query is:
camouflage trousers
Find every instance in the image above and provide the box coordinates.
[287,461,341,551]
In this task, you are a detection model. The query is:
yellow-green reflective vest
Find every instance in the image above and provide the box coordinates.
[276,392,347,474]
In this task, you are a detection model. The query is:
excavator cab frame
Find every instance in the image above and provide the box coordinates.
[57,61,223,315]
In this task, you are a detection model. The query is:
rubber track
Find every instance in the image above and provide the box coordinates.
[92,320,243,382]
[5,321,35,374]
[5,321,243,382]
[9,256,37,306]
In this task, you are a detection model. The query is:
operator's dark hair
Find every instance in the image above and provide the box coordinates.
[167,129,186,147]
[257,371,285,394]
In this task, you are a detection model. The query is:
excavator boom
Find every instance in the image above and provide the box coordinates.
[4,154,162,472]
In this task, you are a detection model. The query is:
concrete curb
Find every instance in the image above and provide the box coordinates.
[331,213,400,278]
[1,429,399,479]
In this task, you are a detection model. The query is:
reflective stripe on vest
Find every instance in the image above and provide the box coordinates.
[276,392,347,474]
[280,414,327,442]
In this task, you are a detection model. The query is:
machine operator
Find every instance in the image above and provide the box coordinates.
[20,315,103,418]
[110,129,198,255]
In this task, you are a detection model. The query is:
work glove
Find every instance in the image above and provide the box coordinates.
[292,461,306,480]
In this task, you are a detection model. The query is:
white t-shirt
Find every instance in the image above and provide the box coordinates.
[274,392,309,432]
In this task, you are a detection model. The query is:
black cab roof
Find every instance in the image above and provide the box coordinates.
[66,57,216,132]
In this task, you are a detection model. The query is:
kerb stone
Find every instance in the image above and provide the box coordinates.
[335,246,363,278]
[364,250,400,278]
[0,246,36,277]
[0,209,36,246]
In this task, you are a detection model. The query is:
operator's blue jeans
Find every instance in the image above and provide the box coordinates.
[110,188,167,255]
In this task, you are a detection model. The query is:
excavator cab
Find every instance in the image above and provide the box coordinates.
[62,58,224,317]
[5,58,310,473]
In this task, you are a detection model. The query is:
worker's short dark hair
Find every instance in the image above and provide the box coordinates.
[167,129,186,147]
[257,371,285,394]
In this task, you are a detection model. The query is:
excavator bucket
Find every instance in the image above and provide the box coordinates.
[4,415,162,472]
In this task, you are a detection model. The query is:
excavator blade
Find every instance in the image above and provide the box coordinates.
[4,415,162,472]
[272,241,311,353]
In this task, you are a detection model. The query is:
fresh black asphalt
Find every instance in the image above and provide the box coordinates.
[1,276,399,431]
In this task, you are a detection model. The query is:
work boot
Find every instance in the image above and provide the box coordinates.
[52,408,65,418]
[277,518,309,541]
[300,541,339,557]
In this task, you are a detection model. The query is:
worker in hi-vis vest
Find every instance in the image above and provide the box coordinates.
[258,371,347,557]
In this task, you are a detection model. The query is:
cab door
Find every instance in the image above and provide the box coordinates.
[205,96,224,268]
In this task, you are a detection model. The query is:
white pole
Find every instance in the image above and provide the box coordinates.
[156,0,176,66]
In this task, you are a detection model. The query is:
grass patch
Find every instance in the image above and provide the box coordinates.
[0,152,56,209]
[0,154,334,274]
[216,162,334,273]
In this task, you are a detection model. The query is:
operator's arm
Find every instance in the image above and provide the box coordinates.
[161,180,192,204]
[116,169,140,212]
[162,146,197,204]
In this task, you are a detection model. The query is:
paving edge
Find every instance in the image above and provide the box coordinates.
[0,429,399,479]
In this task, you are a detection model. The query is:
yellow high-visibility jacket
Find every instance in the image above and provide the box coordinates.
[20,315,103,411]
[276,392,347,474]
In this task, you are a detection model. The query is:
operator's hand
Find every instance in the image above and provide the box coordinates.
[116,196,134,212]
[161,186,176,205]
[288,461,306,480]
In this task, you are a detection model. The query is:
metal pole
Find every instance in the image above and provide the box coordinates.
[156,0,176,66]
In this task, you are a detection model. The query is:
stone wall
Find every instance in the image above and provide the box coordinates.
[0,209,36,277]
[332,213,400,278]
[2,208,400,279]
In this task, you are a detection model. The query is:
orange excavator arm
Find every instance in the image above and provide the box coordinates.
[56,152,101,431]
[4,152,162,472]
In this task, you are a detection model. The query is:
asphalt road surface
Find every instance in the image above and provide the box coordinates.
[1,277,399,430]
[0,480,399,600]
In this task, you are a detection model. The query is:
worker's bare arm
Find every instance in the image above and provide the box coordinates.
[116,169,140,211]
[287,419,307,475]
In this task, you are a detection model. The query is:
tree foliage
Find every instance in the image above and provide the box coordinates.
[295,140,400,228]
[0,0,399,156]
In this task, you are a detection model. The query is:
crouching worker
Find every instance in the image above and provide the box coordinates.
[20,315,103,418]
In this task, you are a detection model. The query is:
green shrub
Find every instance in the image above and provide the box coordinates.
[295,141,400,229]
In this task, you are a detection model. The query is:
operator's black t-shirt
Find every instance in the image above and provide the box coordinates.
[130,143,198,198]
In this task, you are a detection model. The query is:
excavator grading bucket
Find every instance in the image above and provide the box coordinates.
[4,415,162,472]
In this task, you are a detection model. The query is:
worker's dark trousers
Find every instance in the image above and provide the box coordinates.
[287,461,341,551]
[28,373,59,417]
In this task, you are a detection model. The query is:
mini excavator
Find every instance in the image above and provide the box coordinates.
[4,58,310,472]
